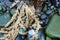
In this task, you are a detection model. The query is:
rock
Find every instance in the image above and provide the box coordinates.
[0,0,4,3]
[10,9,16,15]
[15,35,24,40]
[58,8,60,15]
[38,28,45,40]
[0,33,4,38]
[46,9,53,16]
[28,29,35,38]
[50,6,54,10]
[0,5,2,11]
[18,28,26,35]
[44,18,49,25]
[43,5,48,12]
[46,37,52,40]
[5,0,12,7]
[41,17,49,27]
[40,14,47,20]
[46,14,60,38]
[14,0,20,7]
[0,13,11,26]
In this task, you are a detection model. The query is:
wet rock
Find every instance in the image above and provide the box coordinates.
[10,9,16,15]
[58,8,60,15]
[46,14,60,38]
[5,0,12,7]
[28,29,35,38]
[46,37,52,40]
[15,35,24,40]
[46,9,53,16]
[18,27,26,35]
[0,33,4,38]
[0,13,11,26]
[40,14,47,20]
[38,28,45,40]
[0,0,4,3]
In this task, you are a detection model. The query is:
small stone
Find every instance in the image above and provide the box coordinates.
[0,13,11,26]
[38,28,45,40]
[5,0,12,7]
[10,9,16,15]
[14,0,20,7]
[0,0,4,3]
[43,5,48,12]
[15,35,24,40]
[46,14,60,38]
[41,18,49,27]
[50,6,54,9]
[28,29,35,38]
[0,6,2,11]
[58,8,60,15]
[18,28,26,34]
[40,14,47,20]
[0,33,4,38]
[44,18,49,25]
[46,10,53,15]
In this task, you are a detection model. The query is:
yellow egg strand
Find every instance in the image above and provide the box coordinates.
[0,1,42,40]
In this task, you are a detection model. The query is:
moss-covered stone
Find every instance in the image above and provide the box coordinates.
[46,14,60,38]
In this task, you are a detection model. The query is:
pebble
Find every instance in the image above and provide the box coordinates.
[0,0,3,3]
[15,35,24,40]
[38,28,45,40]
[44,18,49,25]
[0,33,4,38]
[0,13,11,26]
[41,17,49,27]
[5,0,12,7]
[18,28,26,34]
[46,9,53,15]
[58,8,60,15]
[28,29,35,38]
[0,5,2,11]
[40,14,47,20]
